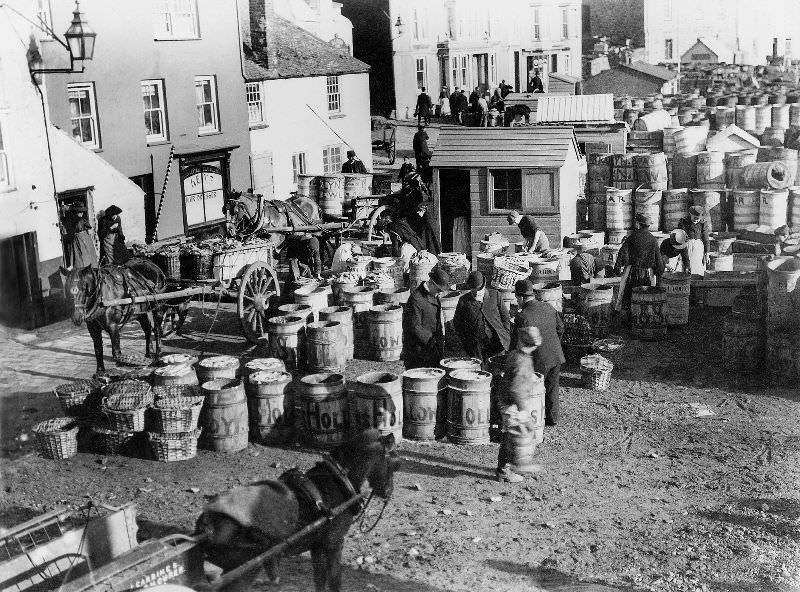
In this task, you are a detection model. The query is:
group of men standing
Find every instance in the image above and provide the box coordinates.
[416,82,513,128]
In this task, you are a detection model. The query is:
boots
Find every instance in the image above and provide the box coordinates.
[495,464,524,483]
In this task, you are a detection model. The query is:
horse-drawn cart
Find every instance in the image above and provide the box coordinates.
[370,116,396,165]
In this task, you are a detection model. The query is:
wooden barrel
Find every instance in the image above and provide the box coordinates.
[243,358,286,382]
[634,188,662,230]
[297,373,348,448]
[296,174,319,200]
[366,304,403,362]
[408,258,437,291]
[754,104,771,134]
[773,105,790,129]
[352,372,403,440]
[402,367,446,441]
[197,356,240,384]
[342,173,372,203]
[345,255,374,279]
[674,126,707,155]
[375,287,410,306]
[278,303,314,324]
[152,364,199,388]
[317,173,345,217]
[319,306,354,361]
[660,272,691,325]
[532,282,563,313]
[586,153,612,196]
[662,127,682,159]
[696,151,725,187]
[722,314,765,372]
[735,105,756,131]
[446,369,491,445]
[341,286,376,358]
[759,189,789,231]
[789,186,800,227]
[372,257,405,290]
[712,232,737,255]
[766,257,800,331]
[293,285,332,322]
[766,330,800,384]
[790,105,800,127]
[757,146,798,186]
[267,315,306,371]
[598,243,622,270]
[439,290,462,324]
[606,188,633,231]
[725,150,757,190]
[611,154,636,189]
[671,152,698,189]
[330,277,358,305]
[607,229,632,244]
[690,189,723,231]
[247,370,292,444]
[200,379,248,452]
[740,162,793,190]
[630,286,667,340]
[578,283,615,337]
[708,252,733,271]
[662,189,689,230]
[440,357,482,375]
[633,152,668,190]
[731,189,760,229]
[305,321,345,373]
[762,127,786,147]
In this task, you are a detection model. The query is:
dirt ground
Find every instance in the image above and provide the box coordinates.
[2,299,800,592]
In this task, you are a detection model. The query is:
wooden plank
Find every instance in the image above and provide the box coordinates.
[101,285,219,307]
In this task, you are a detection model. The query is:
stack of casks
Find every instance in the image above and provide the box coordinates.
[296,172,373,217]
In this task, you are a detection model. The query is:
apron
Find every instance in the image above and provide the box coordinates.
[686,239,706,275]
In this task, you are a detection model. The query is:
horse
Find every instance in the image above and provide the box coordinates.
[61,258,174,372]
[224,191,321,248]
[196,429,401,592]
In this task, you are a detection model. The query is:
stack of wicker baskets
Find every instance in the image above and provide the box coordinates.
[53,378,104,418]
[147,383,203,462]
[95,380,153,455]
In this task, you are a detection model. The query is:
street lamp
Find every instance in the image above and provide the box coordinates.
[25,0,97,74]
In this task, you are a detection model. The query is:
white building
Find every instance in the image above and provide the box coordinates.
[242,0,372,200]
[390,0,582,119]
[275,0,353,51]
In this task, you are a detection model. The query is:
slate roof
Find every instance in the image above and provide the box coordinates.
[430,127,580,168]
[620,61,678,81]
[244,15,369,81]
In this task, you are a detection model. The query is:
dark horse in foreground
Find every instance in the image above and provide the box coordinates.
[196,430,401,592]
[62,258,176,372]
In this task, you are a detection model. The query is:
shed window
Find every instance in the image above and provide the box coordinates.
[490,169,522,211]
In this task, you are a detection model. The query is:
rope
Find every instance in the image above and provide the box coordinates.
[150,145,175,243]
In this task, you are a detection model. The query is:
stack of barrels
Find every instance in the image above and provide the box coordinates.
[196,356,249,453]
[296,172,373,217]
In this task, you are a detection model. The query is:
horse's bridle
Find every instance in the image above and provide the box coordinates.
[70,267,101,320]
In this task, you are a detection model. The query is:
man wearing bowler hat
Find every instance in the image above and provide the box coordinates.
[341,149,368,174]
[402,267,451,369]
[512,279,565,427]
[678,205,711,275]
[615,212,664,310]
[453,271,511,365]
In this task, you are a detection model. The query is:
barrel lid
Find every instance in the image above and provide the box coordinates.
[160,353,197,366]
[449,369,492,381]
[154,364,193,377]
[250,370,292,384]
[246,358,285,371]
[268,314,304,325]
[402,367,445,379]
[199,355,239,368]
[440,357,482,370]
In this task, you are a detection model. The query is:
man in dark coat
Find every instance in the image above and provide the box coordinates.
[412,125,433,182]
[98,204,130,265]
[341,149,368,173]
[402,267,451,369]
[513,279,565,426]
[529,69,544,93]
[616,213,665,309]
[415,87,432,126]
[407,204,440,255]
[453,271,511,365]
[285,234,322,280]
[468,86,480,111]
[449,87,462,123]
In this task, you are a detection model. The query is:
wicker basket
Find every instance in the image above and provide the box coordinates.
[32,418,79,460]
[147,429,201,462]
[102,380,153,410]
[115,352,153,368]
[149,397,204,432]
[580,354,614,391]
[103,405,147,432]
[153,384,201,401]
[561,314,595,364]
[490,256,529,291]
[53,379,103,417]
[153,251,181,281]
[591,336,626,365]
[181,251,213,281]
[92,425,135,455]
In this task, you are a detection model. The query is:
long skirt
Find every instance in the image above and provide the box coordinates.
[66,230,98,268]
[440,97,451,116]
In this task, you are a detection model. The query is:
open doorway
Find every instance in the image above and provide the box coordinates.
[57,188,98,269]
[439,169,471,254]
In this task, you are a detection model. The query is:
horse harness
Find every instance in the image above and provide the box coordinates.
[71,263,164,323]
[278,455,363,519]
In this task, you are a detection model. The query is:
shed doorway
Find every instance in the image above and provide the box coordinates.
[439,169,471,254]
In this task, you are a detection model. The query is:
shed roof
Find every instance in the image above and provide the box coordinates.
[430,127,580,168]
[619,61,678,81]
[244,15,369,81]
[549,72,581,84]
[536,94,615,123]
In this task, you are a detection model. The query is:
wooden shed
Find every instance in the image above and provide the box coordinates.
[582,61,679,97]
[548,72,581,95]
[429,127,582,258]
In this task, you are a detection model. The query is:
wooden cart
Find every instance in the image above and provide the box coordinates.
[371,119,396,165]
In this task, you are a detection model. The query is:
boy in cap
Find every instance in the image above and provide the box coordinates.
[453,271,511,365]
[507,211,550,253]
[615,213,664,309]
[402,267,451,369]
[678,205,711,274]
[513,279,565,426]
[496,325,545,483]
[341,149,367,174]
[659,228,690,272]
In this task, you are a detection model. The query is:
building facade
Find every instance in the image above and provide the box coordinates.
[43,0,252,242]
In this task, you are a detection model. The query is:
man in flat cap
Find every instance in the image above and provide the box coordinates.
[453,270,511,366]
[507,211,550,254]
[615,212,664,310]
[678,205,711,275]
[341,149,368,174]
[513,279,565,427]
[659,228,690,272]
[402,267,451,369]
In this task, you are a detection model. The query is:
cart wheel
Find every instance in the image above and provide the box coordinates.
[367,205,388,242]
[388,145,396,165]
[238,262,280,343]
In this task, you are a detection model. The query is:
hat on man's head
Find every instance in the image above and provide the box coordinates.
[670,228,688,249]
[514,279,536,297]
[428,267,452,291]
[635,212,651,226]
[105,205,122,217]
[689,205,704,217]
[465,271,486,291]
[346,149,356,158]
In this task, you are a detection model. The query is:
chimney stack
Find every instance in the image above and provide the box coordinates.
[249,0,277,70]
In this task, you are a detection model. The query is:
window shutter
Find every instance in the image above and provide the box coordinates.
[523,170,557,213]
[250,151,274,199]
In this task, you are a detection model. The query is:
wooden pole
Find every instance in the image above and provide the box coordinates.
[101,285,219,307]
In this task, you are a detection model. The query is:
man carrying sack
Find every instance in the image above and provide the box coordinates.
[496,325,546,483]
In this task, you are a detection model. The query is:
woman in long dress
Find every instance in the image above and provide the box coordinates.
[439,86,451,117]
[63,204,98,268]
[98,204,130,265]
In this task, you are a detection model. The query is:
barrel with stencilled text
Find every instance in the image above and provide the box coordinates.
[402,367,446,441]
[267,315,306,371]
[352,372,403,440]
[446,369,492,445]
[200,379,248,453]
[298,373,349,448]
